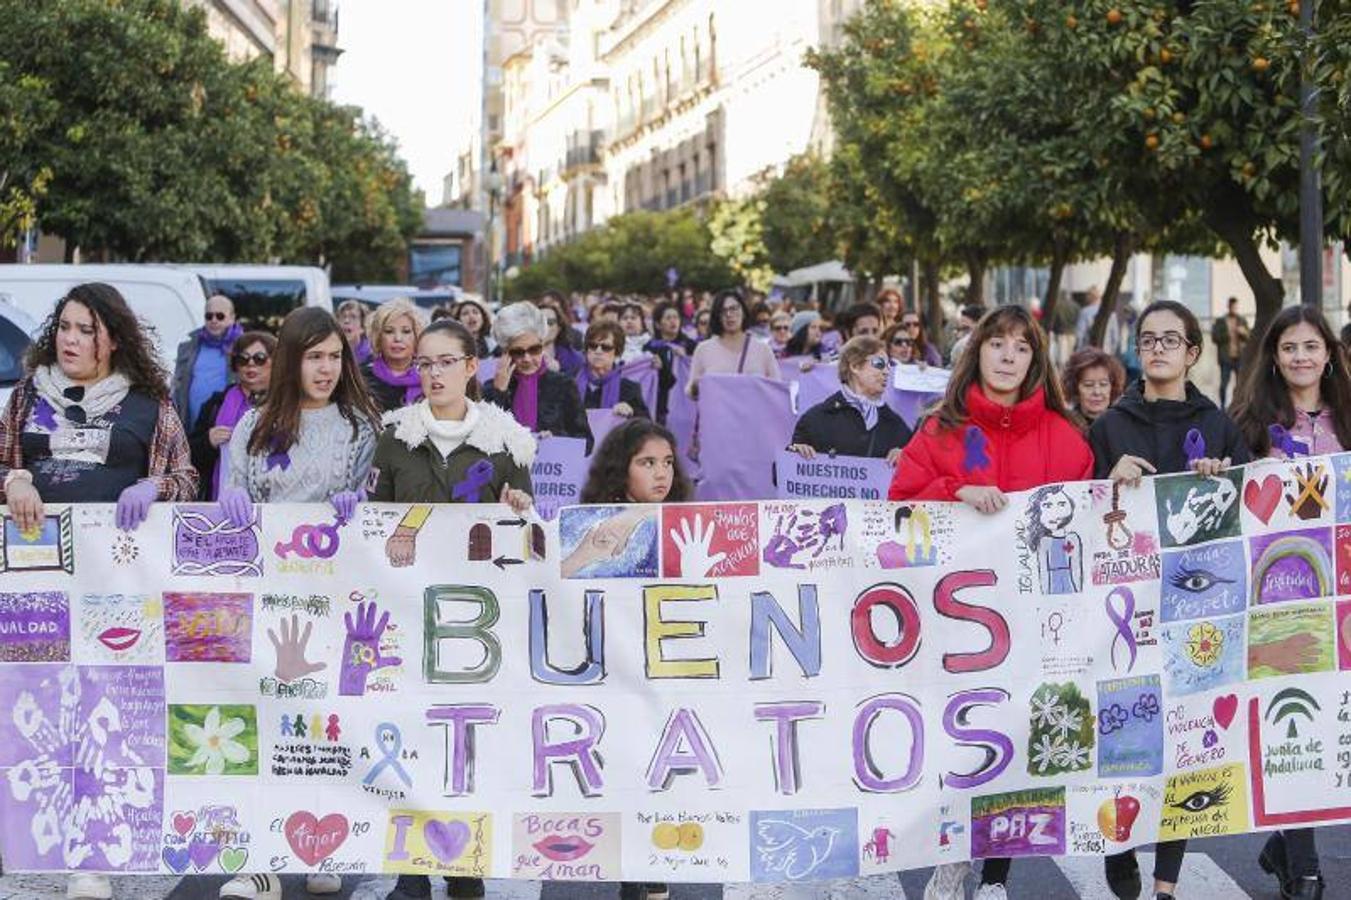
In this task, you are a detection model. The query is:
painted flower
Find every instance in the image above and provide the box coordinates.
[1052,705,1084,738]
[1030,733,1065,774]
[1056,741,1091,770]
[1098,703,1130,735]
[1031,692,1065,729]
[1185,621,1224,667]
[181,706,250,775]
[1132,692,1160,722]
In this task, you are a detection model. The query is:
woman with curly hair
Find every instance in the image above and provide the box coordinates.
[1062,347,1126,424]
[0,283,198,900]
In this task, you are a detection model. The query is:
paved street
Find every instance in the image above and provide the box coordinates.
[2,827,1347,899]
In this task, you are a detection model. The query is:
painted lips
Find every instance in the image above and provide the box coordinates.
[97,627,141,652]
[532,834,594,861]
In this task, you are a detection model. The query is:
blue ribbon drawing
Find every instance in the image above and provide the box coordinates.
[1268,424,1308,459]
[1183,428,1206,465]
[452,459,495,502]
[1105,586,1138,673]
[962,426,991,474]
[363,722,412,787]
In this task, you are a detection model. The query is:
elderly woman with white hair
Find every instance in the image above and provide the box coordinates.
[484,301,593,449]
[361,297,429,413]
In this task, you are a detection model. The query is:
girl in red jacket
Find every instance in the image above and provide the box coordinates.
[888,304,1092,900]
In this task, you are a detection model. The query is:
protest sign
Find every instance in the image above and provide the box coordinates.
[529,436,588,520]
[4,453,1349,883]
[774,450,893,500]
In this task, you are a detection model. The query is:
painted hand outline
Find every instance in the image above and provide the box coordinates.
[670,513,727,577]
[268,613,328,682]
[338,601,402,696]
[1285,461,1330,520]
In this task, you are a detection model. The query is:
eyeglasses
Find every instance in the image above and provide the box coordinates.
[233,352,270,367]
[414,355,470,374]
[771,324,791,333]
[507,343,545,360]
[901,320,921,330]
[866,356,889,371]
[1138,332,1188,352]
[586,342,616,353]
[205,312,230,322]
[891,338,914,348]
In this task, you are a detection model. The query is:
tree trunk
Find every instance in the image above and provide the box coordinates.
[1042,238,1069,324]
[1205,211,1284,366]
[965,252,987,308]
[63,241,77,263]
[1089,231,1137,347]
[922,257,942,346]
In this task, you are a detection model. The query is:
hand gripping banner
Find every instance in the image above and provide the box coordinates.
[2,452,1351,884]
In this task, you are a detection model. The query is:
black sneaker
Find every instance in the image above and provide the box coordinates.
[445,877,485,899]
[385,875,432,900]
[643,885,670,900]
[1104,851,1141,900]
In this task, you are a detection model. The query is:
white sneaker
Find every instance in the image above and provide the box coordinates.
[924,861,972,900]
[220,873,282,900]
[974,884,1009,900]
[306,873,343,895]
[66,874,112,900]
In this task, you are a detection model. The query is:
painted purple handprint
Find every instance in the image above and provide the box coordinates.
[762,504,848,570]
[338,601,402,696]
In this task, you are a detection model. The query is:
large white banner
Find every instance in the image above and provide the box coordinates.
[2,453,1351,884]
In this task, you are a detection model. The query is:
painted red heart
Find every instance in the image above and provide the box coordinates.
[1213,694,1238,730]
[172,812,196,837]
[1243,475,1282,524]
[284,811,350,867]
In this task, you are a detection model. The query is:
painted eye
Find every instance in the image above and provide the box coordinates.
[1168,564,1234,593]
[1171,784,1230,812]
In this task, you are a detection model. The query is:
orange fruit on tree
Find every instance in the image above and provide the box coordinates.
[1145,134,1160,150]
[1252,57,1271,72]
[1107,8,1124,24]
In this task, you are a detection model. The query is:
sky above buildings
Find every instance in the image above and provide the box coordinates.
[332,0,481,205]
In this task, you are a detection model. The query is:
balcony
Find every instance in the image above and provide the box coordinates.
[562,130,605,173]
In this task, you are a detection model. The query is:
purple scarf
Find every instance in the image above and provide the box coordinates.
[210,385,264,498]
[199,323,243,351]
[577,365,622,409]
[354,337,373,365]
[371,356,423,405]
[512,368,545,431]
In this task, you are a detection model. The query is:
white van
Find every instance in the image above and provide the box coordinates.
[0,264,208,370]
[180,265,332,333]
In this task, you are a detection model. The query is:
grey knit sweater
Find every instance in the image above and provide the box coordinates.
[226,404,376,502]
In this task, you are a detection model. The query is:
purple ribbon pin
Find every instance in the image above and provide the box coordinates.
[452,459,495,502]
[32,398,57,431]
[1183,428,1206,465]
[1268,424,1307,459]
[962,426,991,474]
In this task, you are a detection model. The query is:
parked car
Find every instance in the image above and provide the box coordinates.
[331,283,462,313]
[178,264,332,333]
[0,264,209,370]
[0,299,38,410]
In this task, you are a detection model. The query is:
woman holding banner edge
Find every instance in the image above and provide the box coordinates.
[1088,300,1250,900]
[887,305,1092,900]
[1227,305,1346,900]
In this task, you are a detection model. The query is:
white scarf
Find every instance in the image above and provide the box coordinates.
[840,383,883,432]
[32,365,131,424]
[418,399,481,457]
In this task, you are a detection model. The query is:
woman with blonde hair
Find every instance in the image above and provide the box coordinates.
[361,298,429,413]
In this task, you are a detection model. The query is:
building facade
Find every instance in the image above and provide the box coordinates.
[183,0,341,98]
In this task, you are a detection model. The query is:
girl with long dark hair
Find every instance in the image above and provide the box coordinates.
[1088,300,1250,900]
[888,306,1091,900]
[581,417,692,504]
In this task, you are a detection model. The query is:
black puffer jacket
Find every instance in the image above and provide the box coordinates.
[1088,381,1251,478]
[790,391,913,459]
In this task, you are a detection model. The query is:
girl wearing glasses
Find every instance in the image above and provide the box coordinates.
[188,330,276,500]
[485,301,593,448]
[888,306,1090,900]
[578,320,650,419]
[0,283,198,539]
[789,336,912,462]
[362,298,428,413]
[1088,300,1249,900]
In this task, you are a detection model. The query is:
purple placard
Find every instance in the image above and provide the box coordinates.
[970,788,1067,858]
[778,358,841,413]
[0,591,70,661]
[172,505,263,577]
[586,408,626,454]
[531,436,589,521]
[774,450,892,501]
[621,355,661,421]
[695,375,795,501]
[1249,527,1335,604]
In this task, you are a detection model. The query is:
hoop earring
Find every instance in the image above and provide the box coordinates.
[1325,361,1333,379]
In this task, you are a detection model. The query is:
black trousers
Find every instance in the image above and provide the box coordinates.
[1106,839,1188,884]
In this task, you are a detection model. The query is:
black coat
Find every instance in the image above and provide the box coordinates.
[791,391,913,459]
[484,369,594,452]
[581,377,649,420]
[1089,381,1251,478]
[361,361,417,413]
[187,390,227,501]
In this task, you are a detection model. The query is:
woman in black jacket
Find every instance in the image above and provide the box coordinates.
[788,336,912,462]
[1088,301,1250,900]
[577,320,649,420]
[483,301,594,451]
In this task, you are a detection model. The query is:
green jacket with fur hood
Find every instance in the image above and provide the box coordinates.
[368,400,535,503]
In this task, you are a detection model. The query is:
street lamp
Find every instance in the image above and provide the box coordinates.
[1298,0,1322,307]
[485,163,504,307]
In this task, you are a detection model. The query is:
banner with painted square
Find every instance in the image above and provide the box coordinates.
[1,452,1350,884]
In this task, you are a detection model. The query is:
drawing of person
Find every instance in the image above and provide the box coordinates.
[326,714,341,743]
[1027,485,1083,594]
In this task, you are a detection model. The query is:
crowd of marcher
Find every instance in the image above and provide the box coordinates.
[0,280,1340,900]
